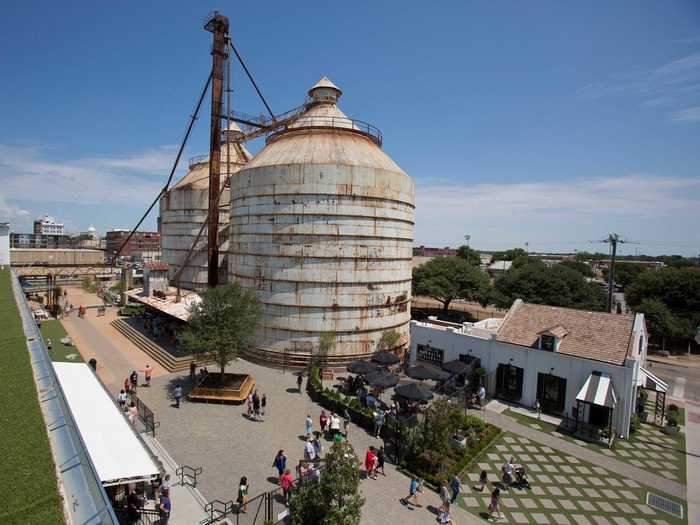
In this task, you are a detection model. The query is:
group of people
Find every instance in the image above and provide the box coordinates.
[363,445,385,479]
[246,389,267,421]
[124,474,172,524]
[318,408,350,441]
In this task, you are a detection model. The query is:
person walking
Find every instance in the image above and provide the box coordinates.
[439,480,450,511]
[126,484,141,525]
[141,365,153,387]
[488,487,504,521]
[252,391,261,422]
[158,488,171,524]
[374,408,385,438]
[128,402,138,425]
[343,408,351,437]
[273,450,287,484]
[117,389,128,410]
[304,437,315,461]
[189,361,196,384]
[402,476,421,506]
[319,409,328,435]
[296,373,303,393]
[312,434,323,458]
[364,447,377,480]
[449,474,461,504]
[173,384,183,409]
[261,392,267,419]
[437,501,453,524]
[124,376,131,395]
[129,370,138,391]
[329,413,340,439]
[246,392,253,419]
[237,477,249,513]
[377,447,386,476]
[305,414,313,436]
[475,470,488,492]
[280,469,294,505]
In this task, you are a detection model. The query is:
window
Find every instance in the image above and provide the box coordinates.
[540,335,556,352]
[417,344,444,364]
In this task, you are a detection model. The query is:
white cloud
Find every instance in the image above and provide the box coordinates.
[0,144,181,208]
[0,196,30,220]
[669,106,700,122]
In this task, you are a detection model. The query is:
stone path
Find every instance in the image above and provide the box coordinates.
[477,409,686,500]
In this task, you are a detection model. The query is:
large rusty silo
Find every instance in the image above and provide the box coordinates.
[229,77,415,366]
[160,123,251,290]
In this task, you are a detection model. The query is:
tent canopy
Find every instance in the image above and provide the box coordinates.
[53,362,160,486]
[576,371,617,409]
[639,367,668,393]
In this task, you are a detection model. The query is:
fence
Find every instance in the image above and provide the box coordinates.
[113,505,162,525]
[131,393,157,437]
[176,465,203,488]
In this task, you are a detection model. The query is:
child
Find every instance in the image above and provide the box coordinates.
[377,447,386,476]
[488,487,503,521]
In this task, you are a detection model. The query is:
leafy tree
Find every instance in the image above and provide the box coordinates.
[378,330,400,351]
[180,283,262,382]
[412,256,491,313]
[456,245,481,267]
[492,260,605,311]
[317,332,336,365]
[491,248,528,262]
[558,260,594,278]
[290,441,365,525]
[602,262,646,288]
[635,298,682,348]
[574,251,606,262]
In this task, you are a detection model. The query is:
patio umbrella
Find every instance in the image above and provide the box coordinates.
[405,364,451,382]
[372,351,401,365]
[394,382,434,402]
[347,360,378,375]
[442,359,470,375]
[365,369,399,389]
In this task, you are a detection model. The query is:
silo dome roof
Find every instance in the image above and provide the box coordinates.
[308,76,342,98]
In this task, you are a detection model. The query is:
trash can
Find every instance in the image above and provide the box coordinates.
[89,358,97,371]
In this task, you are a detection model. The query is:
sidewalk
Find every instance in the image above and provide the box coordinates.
[647,354,700,368]
[684,401,700,525]
[478,407,687,500]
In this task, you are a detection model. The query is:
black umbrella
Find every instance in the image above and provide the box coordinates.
[347,360,378,375]
[394,382,434,402]
[442,359,470,375]
[365,369,399,389]
[405,364,451,382]
[372,351,401,365]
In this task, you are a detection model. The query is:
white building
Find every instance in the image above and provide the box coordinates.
[0,222,10,267]
[410,299,658,438]
[34,214,65,236]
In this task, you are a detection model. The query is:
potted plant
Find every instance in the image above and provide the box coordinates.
[664,404,680,435]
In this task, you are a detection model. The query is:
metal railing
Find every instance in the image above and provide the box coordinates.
[113,505,162,525]
[267,114,383,147]
[176,465,203,488]
[131,393,158,437]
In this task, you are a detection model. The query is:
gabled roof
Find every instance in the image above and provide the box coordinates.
[496,300,636,365]
[540,325,568,339]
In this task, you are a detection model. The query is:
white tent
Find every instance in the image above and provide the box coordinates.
[53,362,160,486]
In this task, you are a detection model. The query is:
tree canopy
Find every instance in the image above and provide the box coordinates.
[602,262,647,288]
[492,259,605,311]
[378,330,400,351]
[490,248,528,262]
[625,267,700,342]
[558,260,594,278]
[456,245,481,267]
[180,283,262,378]
[290,441,365,525]
[412,256,491,312]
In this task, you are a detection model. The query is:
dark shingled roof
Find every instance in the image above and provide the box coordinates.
[496,300,635,365]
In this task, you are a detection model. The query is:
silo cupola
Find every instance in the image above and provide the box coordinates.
[308,76,342,104]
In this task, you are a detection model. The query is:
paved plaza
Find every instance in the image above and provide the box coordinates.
[460,431,686,525]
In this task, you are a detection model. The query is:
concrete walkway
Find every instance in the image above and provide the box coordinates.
[478,407,687,500]
[684,400,700,525]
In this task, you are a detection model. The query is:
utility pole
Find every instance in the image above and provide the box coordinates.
[204,12,229,288]
[464,234,471,265]
[606,233,619,314]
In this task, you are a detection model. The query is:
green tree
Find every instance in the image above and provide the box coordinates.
[574,251,606,262]
[180,283,262,382]
[493,260,605,311]
[558,260,594,278]
[602,262,646,288]
[412,256,491,313]
[456,245,481,267]
[378,330,400,351]
[290,441,365,525]
[635,298,681,349]
[317,331,336,366]
[491,248,528,262]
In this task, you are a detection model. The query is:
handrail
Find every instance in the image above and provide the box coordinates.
[266,114,383,147]
[176,464,203,488]
[131,393,158,437]
[204,498,235,523]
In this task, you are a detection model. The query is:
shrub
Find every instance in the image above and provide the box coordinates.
[629,414,639,433]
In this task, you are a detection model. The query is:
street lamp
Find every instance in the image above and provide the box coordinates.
[464,235,471,265]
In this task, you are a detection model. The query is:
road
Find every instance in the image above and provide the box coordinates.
[647,360,700,403]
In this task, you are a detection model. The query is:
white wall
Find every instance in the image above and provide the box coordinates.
[0,223,10,267]
[410,321,640,438]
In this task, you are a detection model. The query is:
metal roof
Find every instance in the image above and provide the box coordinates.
[308,76,342,97]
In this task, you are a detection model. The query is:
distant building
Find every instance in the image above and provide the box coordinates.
[33,214,64,236]
[413,245,458,257]
[81,225,98,240]
[106,230,160,260]
[591,260,666,272]
[479,253,493,266]
[488,260,512,276]
[10,232,72,249]
[0,222,10,267]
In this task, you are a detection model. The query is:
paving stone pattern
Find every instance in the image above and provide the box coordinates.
[459,432,687,525]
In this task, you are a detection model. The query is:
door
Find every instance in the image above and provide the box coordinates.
[588,404,609,427]
[496,364,524,401]
[537,373,567,414]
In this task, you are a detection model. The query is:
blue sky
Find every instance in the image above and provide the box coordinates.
[1,1,699,256]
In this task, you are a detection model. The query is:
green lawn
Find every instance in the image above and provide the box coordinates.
[459,430,687,525]
[0,269,64,524]
[40,319,83,363]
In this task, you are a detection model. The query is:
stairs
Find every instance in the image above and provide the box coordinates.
[111,319,203,373]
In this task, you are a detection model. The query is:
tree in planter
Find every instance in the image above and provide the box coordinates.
[180,283,262,384]
[289,441,365,525]
[378,330,400,352]
[317,332,337,367]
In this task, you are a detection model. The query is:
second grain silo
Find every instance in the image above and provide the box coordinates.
[160,122,251,290]
[229,77,415,366]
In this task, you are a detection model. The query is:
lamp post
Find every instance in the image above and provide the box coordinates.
[464,234,471,265]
